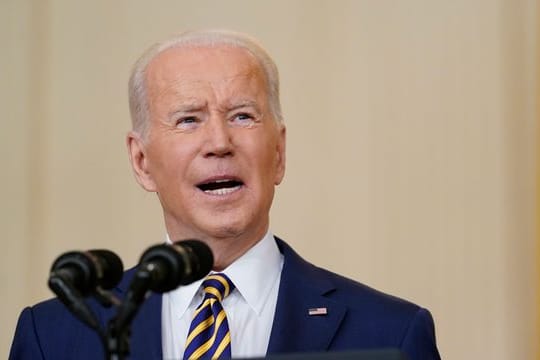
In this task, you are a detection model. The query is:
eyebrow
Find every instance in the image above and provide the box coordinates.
[227,100,260,112]
[167,99,261,119]
[177,103,206,112]
[167,101,207,118]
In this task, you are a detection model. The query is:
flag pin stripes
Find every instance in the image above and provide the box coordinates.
[308,307,328,316]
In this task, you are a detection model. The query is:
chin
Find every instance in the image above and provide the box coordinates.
[203,217,264,242]
[208,226,243,239]
[198,208,250,236]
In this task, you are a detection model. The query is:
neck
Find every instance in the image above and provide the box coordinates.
[165,222,269,271]
[205,233,265,271]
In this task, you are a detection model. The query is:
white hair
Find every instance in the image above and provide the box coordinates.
[128,29,283,137]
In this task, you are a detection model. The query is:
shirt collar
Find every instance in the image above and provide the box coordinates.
[165,231,283,317]
[220,231,283,315]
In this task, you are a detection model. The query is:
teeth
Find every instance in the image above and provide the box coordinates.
[204,185,241,195]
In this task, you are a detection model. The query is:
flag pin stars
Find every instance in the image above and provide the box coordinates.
[308,307,328,316]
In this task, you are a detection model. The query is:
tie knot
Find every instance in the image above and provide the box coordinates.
[201,273,235,302]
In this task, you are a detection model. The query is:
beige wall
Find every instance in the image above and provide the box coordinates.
[1,1,538,359]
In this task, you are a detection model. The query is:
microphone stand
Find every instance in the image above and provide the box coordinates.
[104,266,154,360]
[48,271,148,360]
[104,325,130,360]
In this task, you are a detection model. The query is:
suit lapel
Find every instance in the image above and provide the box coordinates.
[267,239,347,354]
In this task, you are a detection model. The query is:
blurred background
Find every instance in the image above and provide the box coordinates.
[1,0,538,359]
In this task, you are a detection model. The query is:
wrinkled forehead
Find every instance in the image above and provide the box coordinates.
[145,45,268,96]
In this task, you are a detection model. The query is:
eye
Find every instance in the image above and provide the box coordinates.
[176,116,199,129]
[231,112,256,126]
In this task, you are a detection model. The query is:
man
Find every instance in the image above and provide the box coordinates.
[10,30,440,360]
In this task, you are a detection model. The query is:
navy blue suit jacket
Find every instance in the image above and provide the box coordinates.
[10,238,440,359]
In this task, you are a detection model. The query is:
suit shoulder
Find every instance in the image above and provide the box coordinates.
[275,238,440,358]
[318,267,440,359]
[277,237,426,326]
[316,265,421,313]
[276,237,421,315]
[10,297,106,359]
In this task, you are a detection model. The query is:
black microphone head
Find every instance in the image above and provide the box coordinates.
[139,239,213,293]
[50,251,96,296]
[49,249,124,295]
[174,240,214,284]
[87,249,124,289]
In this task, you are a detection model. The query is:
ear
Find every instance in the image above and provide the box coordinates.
[126,131,157,192]
[274,124,286,185]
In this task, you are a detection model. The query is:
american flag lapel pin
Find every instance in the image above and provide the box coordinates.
[308,307,328,316]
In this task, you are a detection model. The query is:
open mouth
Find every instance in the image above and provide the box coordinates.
[196,179,244,196]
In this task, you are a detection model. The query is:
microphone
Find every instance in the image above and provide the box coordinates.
[138,239,214,292]
[49,250,124,295]
[111,240,212,332]
[48,249,124,333]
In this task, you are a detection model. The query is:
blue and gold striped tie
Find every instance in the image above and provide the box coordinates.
[183,273,235,360]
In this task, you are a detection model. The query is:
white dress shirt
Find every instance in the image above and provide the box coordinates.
[162,231,284,359]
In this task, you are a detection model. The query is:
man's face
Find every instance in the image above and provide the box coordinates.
[129,45,285,245]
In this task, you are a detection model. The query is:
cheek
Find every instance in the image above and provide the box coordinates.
[251,144,280,183]
[147,141,193,183]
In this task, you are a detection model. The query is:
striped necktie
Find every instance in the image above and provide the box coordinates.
[183,273,235,360]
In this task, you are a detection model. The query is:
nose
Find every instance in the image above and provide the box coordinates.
[203,117,233,158]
